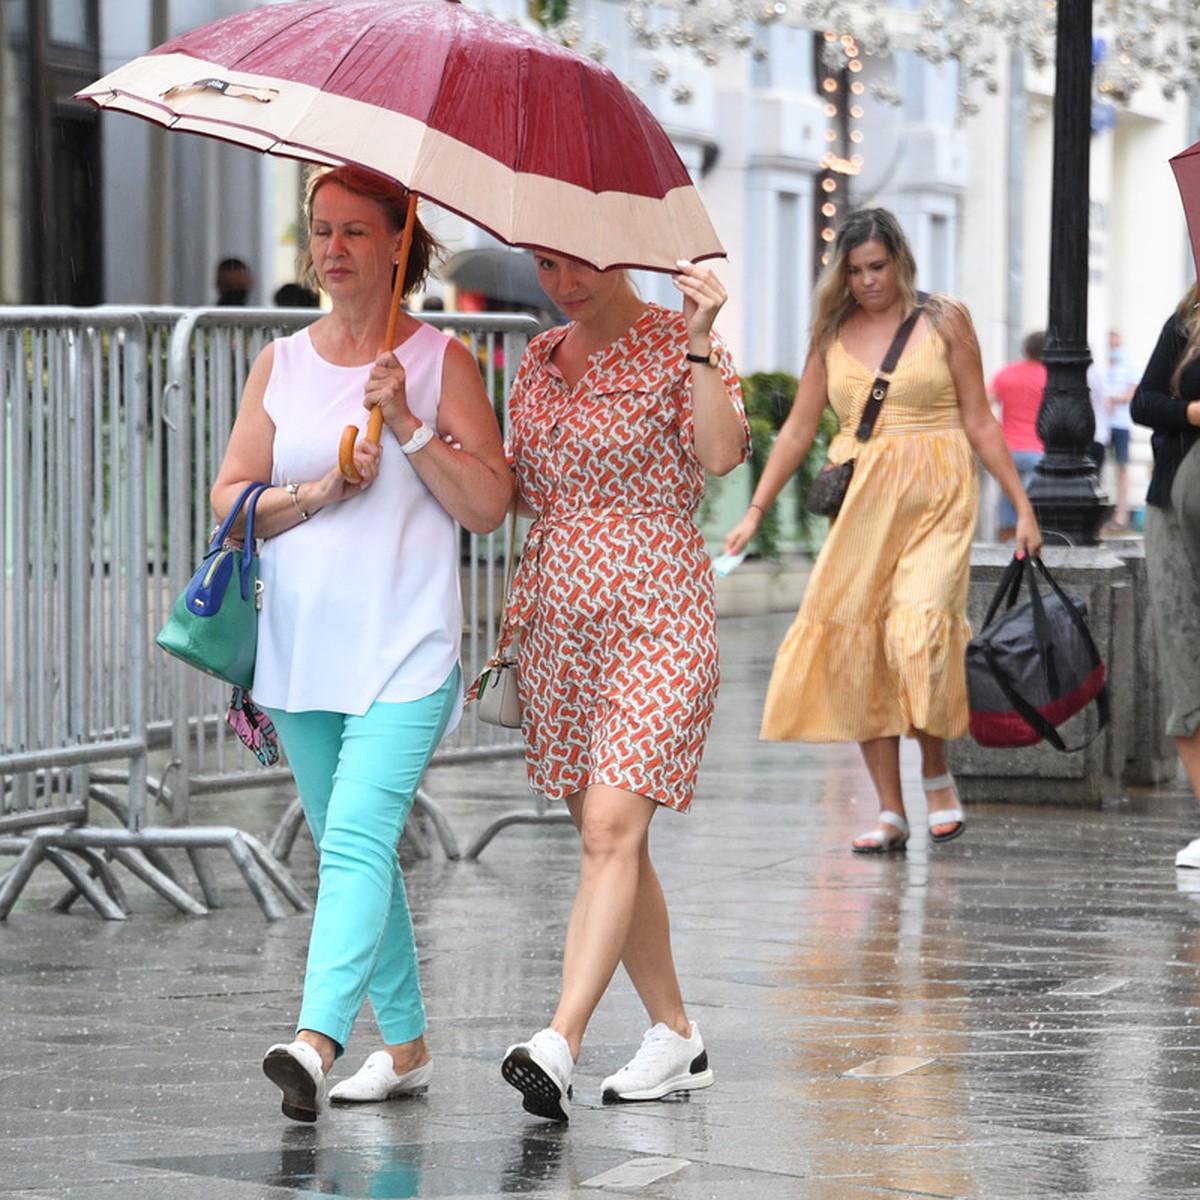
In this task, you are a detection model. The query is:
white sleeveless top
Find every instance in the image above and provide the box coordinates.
[254,321,462,722]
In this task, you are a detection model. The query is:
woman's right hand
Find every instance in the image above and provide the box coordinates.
[724,507,762,556]
[311,453,374,510]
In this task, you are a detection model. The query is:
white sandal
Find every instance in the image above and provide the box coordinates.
[851,810,909,854]
[924,773,965,843]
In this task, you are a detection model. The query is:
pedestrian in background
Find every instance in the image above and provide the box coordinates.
[1130,283,1200,869]
[724,207,1042,854]
[1088,353,1110,475]
[988,330,1045,539]
[273,281,320,308]
[1106,330,1139,529]
[495,253,749,1122]
[216,256,253,306]
[212,165,511,1122]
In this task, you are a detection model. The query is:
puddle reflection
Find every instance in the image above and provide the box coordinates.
[497,1126,569,1193]
[269,1133,422,1198]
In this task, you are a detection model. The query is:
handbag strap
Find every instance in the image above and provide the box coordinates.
[493,506,520,650]
[208,481,270,602]
[854,292,929,442]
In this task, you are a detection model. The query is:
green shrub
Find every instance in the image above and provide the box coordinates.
[739,371,839,559]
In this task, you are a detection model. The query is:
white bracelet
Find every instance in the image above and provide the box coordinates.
[400,422,436,455]
[285,482,308,521]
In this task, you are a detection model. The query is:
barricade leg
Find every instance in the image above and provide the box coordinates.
[242,834,312,913]
[411,787,461,860]
[0,826,309,922]
[225,832,287,922]
[463,807,574,860]
[0,837,50,919]
[186,848,223,909]
[267,797,307,863]
[107,847,210,916]
[41,845,127,920]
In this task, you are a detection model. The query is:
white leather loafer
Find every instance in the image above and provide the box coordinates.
[329,1050,433,1103]
[262,1040,327,1123]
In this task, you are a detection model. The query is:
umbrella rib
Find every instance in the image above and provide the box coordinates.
[187,4,323,74]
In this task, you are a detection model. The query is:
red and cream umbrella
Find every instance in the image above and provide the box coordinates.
[78,0,723,475]
[76,0,724,276]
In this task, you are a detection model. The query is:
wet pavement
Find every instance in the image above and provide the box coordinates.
[4,610,1200,1199]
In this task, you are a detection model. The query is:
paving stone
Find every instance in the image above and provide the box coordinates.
[3,612,1200,1198]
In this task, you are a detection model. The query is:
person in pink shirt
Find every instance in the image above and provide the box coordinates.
[989,330,1046,536]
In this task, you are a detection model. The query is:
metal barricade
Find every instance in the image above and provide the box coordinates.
[0,306,569,921]
[0,308,308,920]
[0,309,149,833]
[157,310,566,862]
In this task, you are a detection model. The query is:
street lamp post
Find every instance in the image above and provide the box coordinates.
[1025,0,1110,544]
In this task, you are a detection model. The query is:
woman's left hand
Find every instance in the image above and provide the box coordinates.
[672,260,727,344]
[1014,509,1043,559]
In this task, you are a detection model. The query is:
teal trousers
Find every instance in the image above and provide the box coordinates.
[266,665,459,1054]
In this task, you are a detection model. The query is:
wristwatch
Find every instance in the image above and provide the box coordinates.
[685,346,720,367]
[400,421,436,455]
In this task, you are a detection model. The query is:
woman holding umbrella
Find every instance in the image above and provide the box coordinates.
[496,253,750,1121]
[211,164,511,1123]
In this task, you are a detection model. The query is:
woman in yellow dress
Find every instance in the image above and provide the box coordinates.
[724,208,1042,852]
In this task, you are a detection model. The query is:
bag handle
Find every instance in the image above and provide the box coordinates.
[981,553,1026,628]
[854,292,929,442]
[208,481,270,602]
[1029,555,1111,732]
[982,555,1110,752]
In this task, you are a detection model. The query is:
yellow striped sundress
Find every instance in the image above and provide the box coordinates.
[761,325,977,743]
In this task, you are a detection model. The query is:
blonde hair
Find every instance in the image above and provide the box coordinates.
[1171,282,1200,398]
[300,165,442,298]
[810,207,933,351]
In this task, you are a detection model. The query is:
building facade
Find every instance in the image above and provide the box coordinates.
[2,0,1196,517]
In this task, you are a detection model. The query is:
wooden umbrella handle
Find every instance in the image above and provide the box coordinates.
[338,190,420,483]
[339,406,386,481]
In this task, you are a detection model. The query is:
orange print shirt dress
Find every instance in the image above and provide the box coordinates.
[503,306,750,811]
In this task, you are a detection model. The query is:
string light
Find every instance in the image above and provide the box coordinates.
[538,1,1200,118]
[817,31,865,263]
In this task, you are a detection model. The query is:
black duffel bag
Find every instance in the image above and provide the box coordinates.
[966,555,1108,751]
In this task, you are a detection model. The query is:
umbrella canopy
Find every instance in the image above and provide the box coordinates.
[1171,139,1200,281]
[76,0,724,274]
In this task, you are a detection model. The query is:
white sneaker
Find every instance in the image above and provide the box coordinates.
[501,1028,574,1122]
[601,1021,715,1103]
[262,1041,327,1123]
[329,1051,433,1103]
[1176,837,1200,868]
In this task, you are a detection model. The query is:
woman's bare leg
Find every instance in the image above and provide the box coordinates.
[914,730,963,838]
[550,784,657,1059]
[1175,727,1200,805]
[853,736,906,848]
[614,838,690,1037]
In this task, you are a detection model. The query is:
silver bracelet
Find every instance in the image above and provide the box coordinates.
[285,482,308,521]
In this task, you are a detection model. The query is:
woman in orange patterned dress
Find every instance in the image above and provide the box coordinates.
[497,255,750,1122]
[725,208,1042,855]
